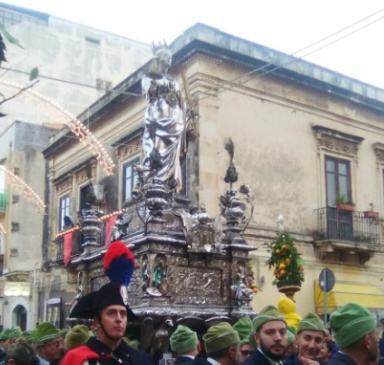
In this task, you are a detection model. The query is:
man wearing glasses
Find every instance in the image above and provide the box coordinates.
[33,322,64,365]
[233,317,254,363]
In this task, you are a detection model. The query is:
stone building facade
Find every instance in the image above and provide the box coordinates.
[0,2,152,134]
[0,121,57,329]
[42,23,384,323]
[0,2,152,330]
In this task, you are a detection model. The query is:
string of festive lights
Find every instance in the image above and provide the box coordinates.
[98,208,127,222]
[0,166,46,215]
[0,223,6,236]
[54,209,127,238]
[55,225,80,238]
[0,79,116,176]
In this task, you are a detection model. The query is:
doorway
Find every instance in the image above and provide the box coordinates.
[12,305,27,330]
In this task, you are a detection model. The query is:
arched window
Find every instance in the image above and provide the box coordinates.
[12,305,27,331]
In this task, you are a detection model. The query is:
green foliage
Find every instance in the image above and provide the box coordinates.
[30,67,39,81]
[335,194,352,204]
[0,22,24,49]
[265,231,305,286]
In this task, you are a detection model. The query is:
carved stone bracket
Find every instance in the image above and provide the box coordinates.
[55,176,73,195]
[116,137,141,160]
[312,125,364,165]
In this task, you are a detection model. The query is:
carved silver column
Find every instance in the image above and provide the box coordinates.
[79,209,102,255]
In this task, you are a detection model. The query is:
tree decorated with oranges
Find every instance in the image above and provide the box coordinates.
[265,231,304,286]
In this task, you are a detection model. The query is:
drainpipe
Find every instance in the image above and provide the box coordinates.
[4,142,13,273]
[33,262,38,328]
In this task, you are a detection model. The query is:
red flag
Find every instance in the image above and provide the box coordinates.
[63,232,73,266]
[105,216,118,246]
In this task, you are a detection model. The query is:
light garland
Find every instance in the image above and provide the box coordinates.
[55,225,80,238]
[98,208,127,222]
[0,223,6,236]
[0,80,116,176]
[54,209,126,238]
[0,166,46,215]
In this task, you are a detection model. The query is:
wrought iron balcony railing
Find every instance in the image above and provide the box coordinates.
[55,230,83,261]
[56,236,64,261]
[314,207,380,245]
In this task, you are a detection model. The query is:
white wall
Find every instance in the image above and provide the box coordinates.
[0,12,152,133]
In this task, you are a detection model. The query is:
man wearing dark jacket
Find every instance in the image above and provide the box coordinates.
[240,305,288,365]
[283,313,326,365]
[328,303,379,365]
[170,325,200,365]
[60,282,154,365]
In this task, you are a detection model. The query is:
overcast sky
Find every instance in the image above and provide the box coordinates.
[3,0,384,89]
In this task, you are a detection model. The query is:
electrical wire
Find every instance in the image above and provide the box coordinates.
[1,7,383,105]
[0,66,142,97]
[198,7,384,101]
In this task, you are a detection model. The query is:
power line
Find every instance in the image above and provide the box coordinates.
[233,13,384,93]
[0,66,142,97]
[198,7,384,101]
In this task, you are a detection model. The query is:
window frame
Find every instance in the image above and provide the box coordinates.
[325,156,352,207]
[122,158,140,203]
[59,195,70,231]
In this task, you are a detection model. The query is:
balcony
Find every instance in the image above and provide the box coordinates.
[313,207,380,263]
[55,230,83,262]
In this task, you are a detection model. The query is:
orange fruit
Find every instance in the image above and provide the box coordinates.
[279,263,286,269]
[275,249,281,254]
[300,266,305,272]
[280,270,286,276]
[285,258,291,264]
[253,288,258,293]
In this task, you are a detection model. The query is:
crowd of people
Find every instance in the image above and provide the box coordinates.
[0,242,381,365]
[0,300,381,365]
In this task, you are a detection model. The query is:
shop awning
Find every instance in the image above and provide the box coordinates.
[315,280,384,315]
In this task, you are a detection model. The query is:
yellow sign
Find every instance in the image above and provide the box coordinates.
[4,282,30,297]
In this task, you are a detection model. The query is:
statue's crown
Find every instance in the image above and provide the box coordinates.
[151,39,169,56]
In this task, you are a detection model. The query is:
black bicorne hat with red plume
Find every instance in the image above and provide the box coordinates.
[70,241,137,320]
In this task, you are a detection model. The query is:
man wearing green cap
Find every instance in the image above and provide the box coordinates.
[203,322,241,365]
[33,322,64,365]
[241,305,287,365]
[286,326,297,357]
[0,329,12,350]
[234,318,254,362]
[328,303,379,365]
[170,325,200,365]
[284,312,326,365]
[9,327,22,344]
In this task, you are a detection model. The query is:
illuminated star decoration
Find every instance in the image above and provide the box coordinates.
[0,166,46,215]
[0,79,115,176]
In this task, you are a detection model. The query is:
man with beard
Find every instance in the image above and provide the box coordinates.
[328,303,379,365]
[203,322,241,365]
[284,313,326,365]
[240,305,288,365]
